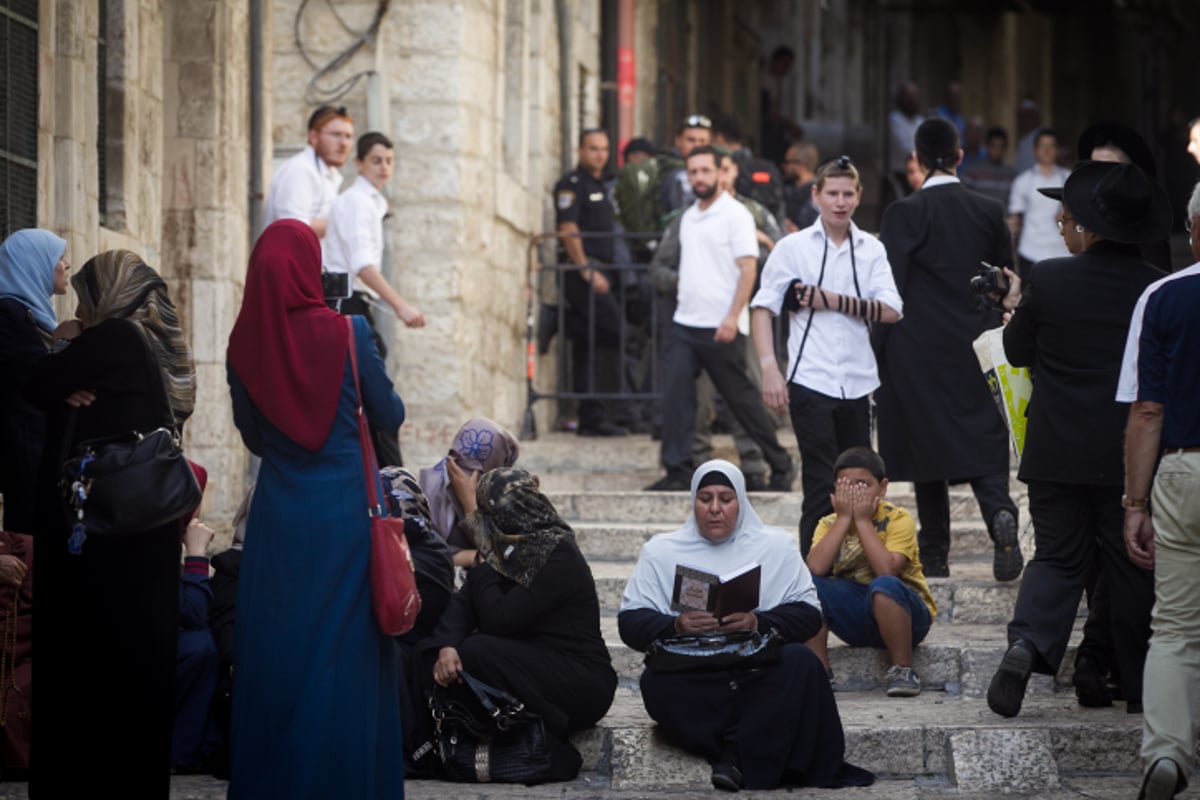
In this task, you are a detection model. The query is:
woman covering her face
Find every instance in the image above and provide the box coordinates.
[619,459,874,792]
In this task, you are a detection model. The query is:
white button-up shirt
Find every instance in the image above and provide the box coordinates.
[324,176,388,295]
[752,221,902,400]
[262,145,344,232]
[1009,165,1071,263]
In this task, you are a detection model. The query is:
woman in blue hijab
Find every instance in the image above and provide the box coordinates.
[0,228,70,533]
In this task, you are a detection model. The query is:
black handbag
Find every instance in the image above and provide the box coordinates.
[58,334,201,552]
[429,669,553,784]
[644,628,784,673]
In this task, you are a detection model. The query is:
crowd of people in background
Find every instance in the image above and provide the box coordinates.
[1,72,1199,800]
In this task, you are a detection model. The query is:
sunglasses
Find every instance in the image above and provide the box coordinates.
[683,114,713,129]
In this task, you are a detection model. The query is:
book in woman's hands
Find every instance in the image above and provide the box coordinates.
[670,562,761,617]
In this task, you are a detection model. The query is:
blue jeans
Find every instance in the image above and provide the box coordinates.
[813,575,932,649]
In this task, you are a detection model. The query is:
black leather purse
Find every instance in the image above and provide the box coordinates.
[644,628,784,673]
[58,334,201,552]
[429,670,553,784]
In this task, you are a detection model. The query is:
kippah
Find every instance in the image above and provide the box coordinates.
[697,471,735,490]
[915,117,958,161]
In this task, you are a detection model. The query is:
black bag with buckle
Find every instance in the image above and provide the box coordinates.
[429,669,553,784]
[58,331,201,548]
[644,628,784,673]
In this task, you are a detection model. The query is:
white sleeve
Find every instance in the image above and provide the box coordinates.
[1007,172,1029,215]
[751,238,799,313]
[730,204,760,261]
[270,167,322,224]
[866,243,903,318]
[1115,287,1153,402]
[345,196,383,275]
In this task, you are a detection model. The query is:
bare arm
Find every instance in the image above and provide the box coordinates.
[715,255,757,343]
[1123,401,1163,570]
[752,307,787,415]
[557,222,609,294]
[356,266,426,328]
[310,218,329,238]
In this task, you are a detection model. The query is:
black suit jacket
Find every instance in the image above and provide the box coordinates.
[1003,241,1164,485]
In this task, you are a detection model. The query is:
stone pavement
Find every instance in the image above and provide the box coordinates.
[3,432,1195,798]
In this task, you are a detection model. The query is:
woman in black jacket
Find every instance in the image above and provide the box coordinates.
[424,467,616,780]
[0,228,70,533]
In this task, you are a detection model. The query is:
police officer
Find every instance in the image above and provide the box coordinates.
[554,128,628,437]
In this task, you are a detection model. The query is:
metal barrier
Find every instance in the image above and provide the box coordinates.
[521,230,665,438]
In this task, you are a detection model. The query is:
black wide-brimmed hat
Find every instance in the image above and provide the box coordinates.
[1063,161,1172,244]
[1076,121,1156,177]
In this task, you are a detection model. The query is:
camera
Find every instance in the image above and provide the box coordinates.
[321,270,351,302]
[969,262,1009,310]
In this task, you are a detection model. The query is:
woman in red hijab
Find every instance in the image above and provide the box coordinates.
[226,220,405,800]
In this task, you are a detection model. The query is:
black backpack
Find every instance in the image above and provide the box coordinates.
[733,150,785,223]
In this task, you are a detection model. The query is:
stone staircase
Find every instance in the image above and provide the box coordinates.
[405,431,1193,799]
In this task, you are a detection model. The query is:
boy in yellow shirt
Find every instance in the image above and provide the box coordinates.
[804,447,937,697]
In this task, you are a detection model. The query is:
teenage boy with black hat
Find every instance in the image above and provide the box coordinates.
[873,117,1022,582]
[986,161,1169,719]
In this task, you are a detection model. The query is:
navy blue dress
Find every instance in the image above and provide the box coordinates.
[228,315,406,799]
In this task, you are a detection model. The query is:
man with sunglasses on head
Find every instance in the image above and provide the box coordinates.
[262,105,354,238]
[660,114,715,217]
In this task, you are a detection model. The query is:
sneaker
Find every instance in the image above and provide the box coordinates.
[1139,757,1183,800]
[885,664,921,697]
[743,473,768,492]
[645,471,690,491]
[990,509,1024,582]
[1072,654,1113,708]
[987,639,1033,717]
[767,463,796,491]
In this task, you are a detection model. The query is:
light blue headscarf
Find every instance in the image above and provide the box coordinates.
[0,228,67,332]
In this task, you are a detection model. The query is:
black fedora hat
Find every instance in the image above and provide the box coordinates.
[1076,121,1156,177]
[1063,161,1172,244]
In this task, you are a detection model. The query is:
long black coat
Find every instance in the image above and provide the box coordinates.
[873,182,1012,481]
[1003,242,1164,485]
[0,298,50,533]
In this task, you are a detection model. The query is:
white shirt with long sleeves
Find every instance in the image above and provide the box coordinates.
[324,175,388,295]
[751,221,902,400]
[262,145,344,232]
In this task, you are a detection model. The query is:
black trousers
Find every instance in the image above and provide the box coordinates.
[563,273,632,430]
[339,293,403,468]
[1006,481,1153,702]
[788,384,870,557]
[660,324,790,476]
[914,472,1015,573]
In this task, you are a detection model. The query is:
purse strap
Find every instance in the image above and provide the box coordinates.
[346,318,385,518]
[455,669,526,717]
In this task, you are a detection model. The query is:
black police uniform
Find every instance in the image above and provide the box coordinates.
[553,166,628,435]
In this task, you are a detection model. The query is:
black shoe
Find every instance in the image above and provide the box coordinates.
[1073,654,1113,708]
[711,764,743,792]
[743,473,768,492]
[577,421,629,437]
[923,561,950,578]
[645,471,690,491]
[767,463,795,491]
[987,640,1033,718]
[990,509,1024,582]
[1139,757,1184,800]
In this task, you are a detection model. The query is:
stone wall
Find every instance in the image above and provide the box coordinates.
[269,0,601,467]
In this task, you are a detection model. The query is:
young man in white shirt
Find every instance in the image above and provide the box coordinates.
[752,156,903,555]
[324,132,426,332]
[262,105,355,237]
[646,146,794,491]
[1007,128,1070,278]
[324,132,425,469]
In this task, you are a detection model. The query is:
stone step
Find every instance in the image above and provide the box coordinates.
[598,617,1090,697]
[574,519,1011,563]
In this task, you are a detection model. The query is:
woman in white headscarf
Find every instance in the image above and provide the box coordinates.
[619,459,873,792]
